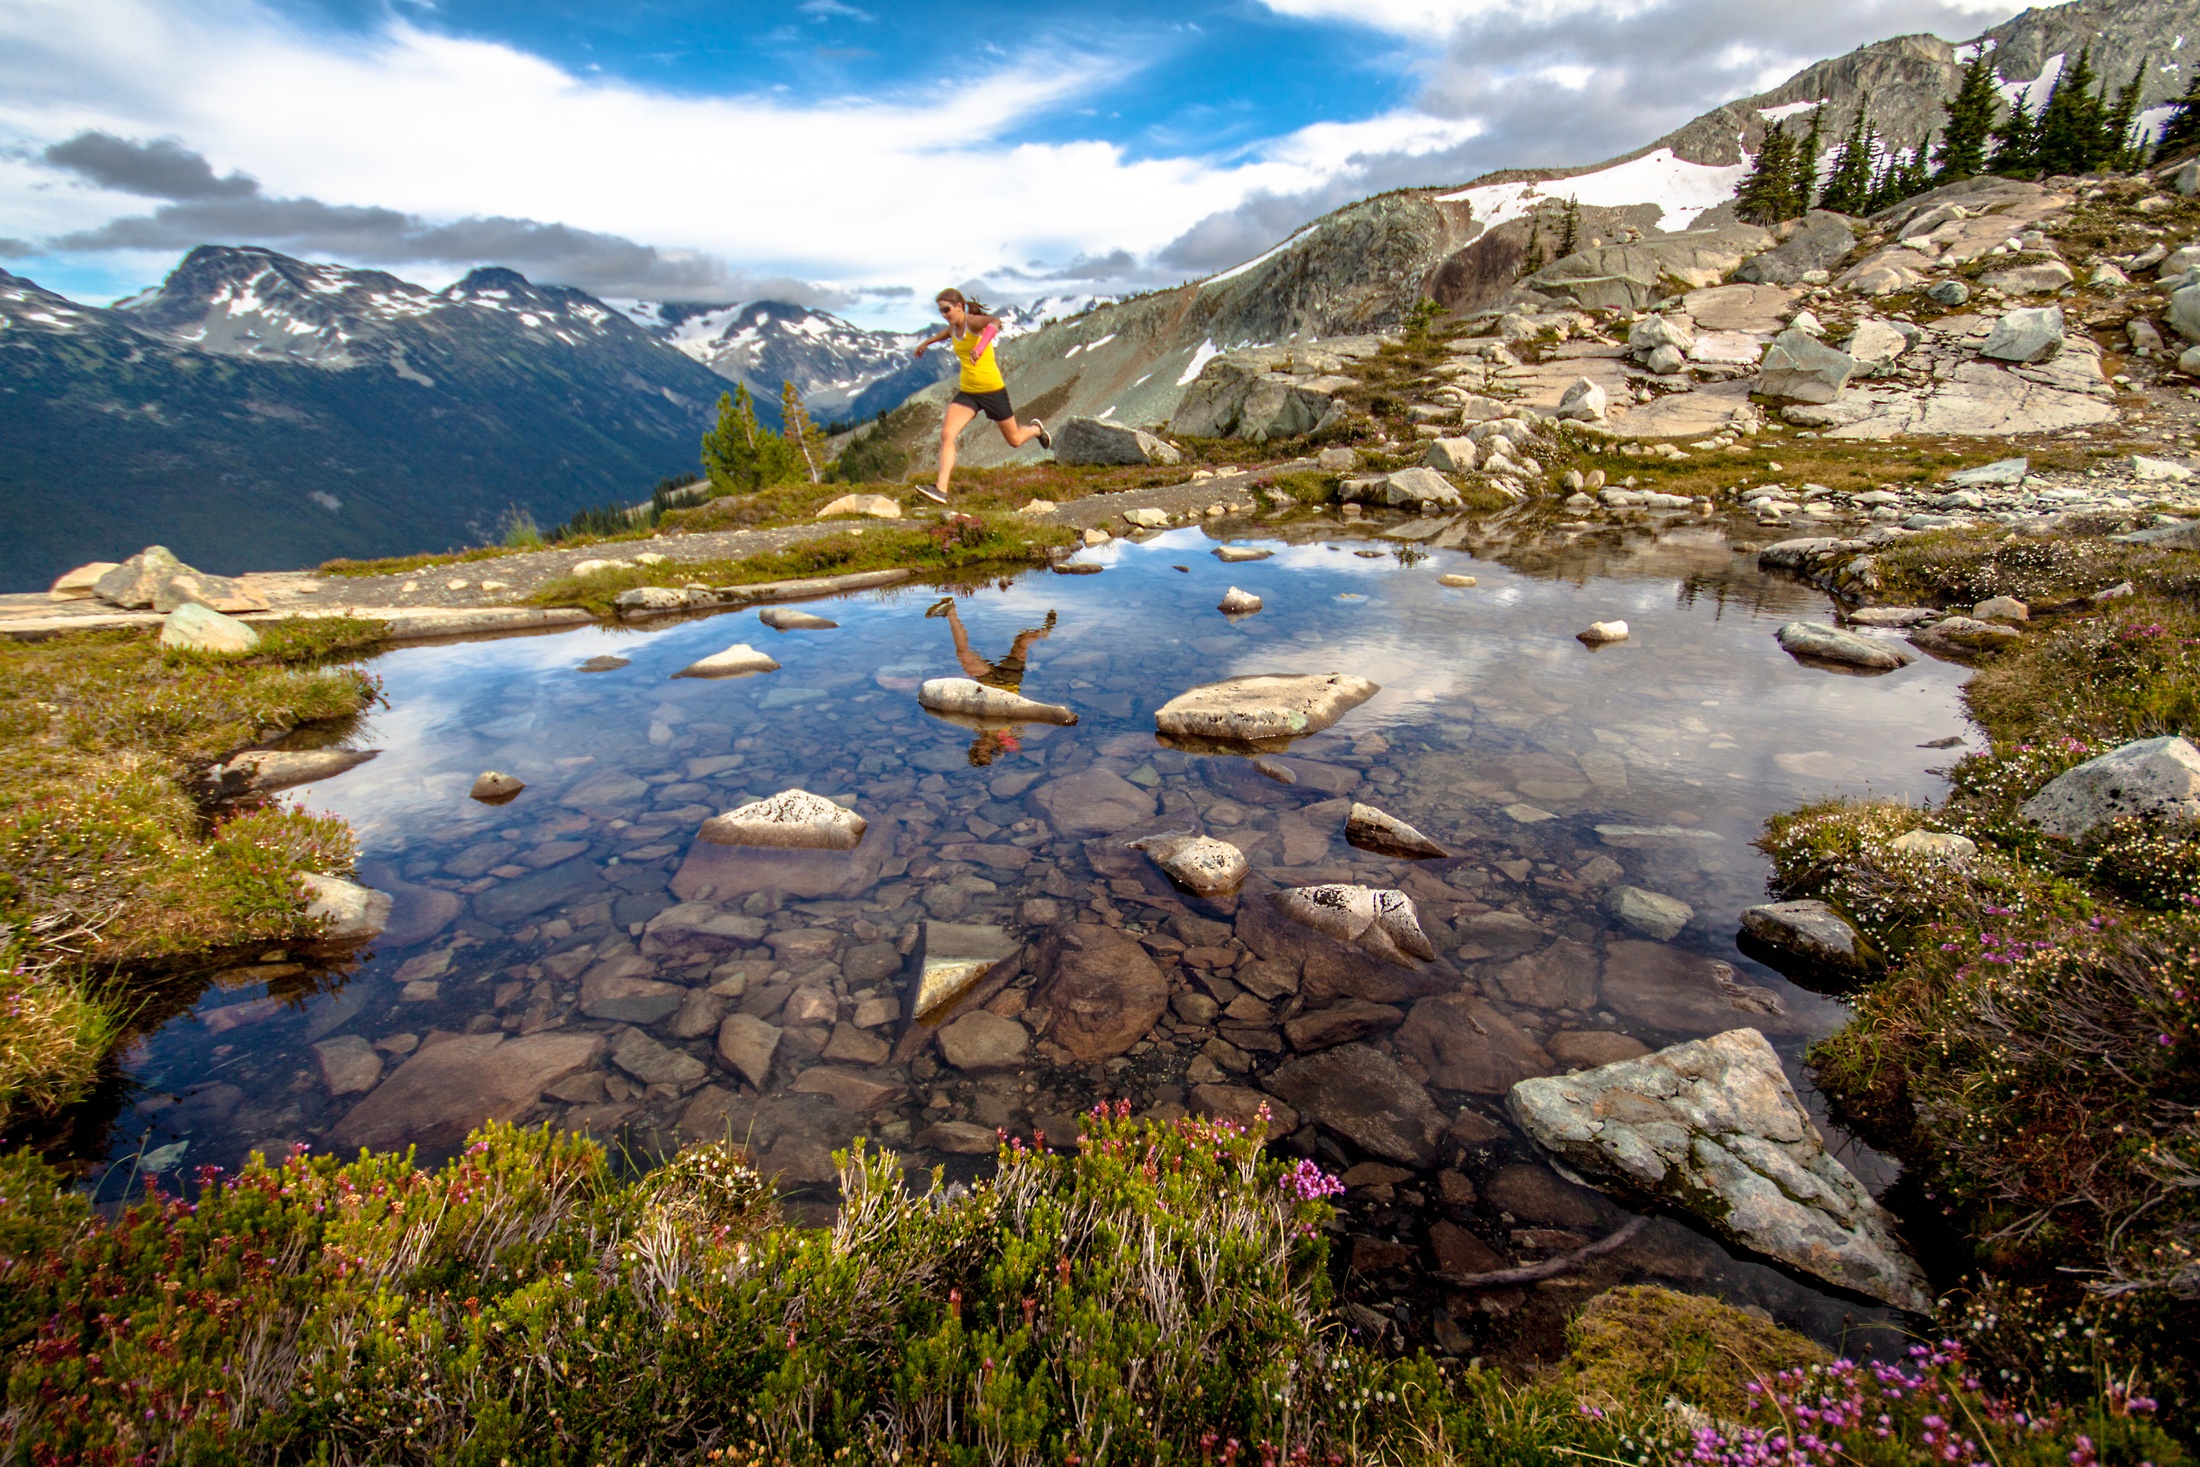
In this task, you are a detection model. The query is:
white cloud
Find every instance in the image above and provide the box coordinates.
[0,0,1488,320]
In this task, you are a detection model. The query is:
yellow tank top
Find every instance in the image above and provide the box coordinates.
[954,328,1006,394]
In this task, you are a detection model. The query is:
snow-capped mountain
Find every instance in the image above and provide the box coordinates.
[0,246,729,589]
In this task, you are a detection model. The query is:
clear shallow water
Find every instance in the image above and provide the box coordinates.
[107,512,1973,1359]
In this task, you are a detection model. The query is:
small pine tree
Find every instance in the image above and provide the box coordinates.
[2155,71,2200,161]
[1817,102,1880,215]
[1520,218,1546,277]
[1797,105,1828,212]
[2035,44,2106,176]
[779,380,830,485]
[1991,93,2041,176]
[1734,121,1798,224]
[1934,49,2000,181]
[701,384,804,494]
[2103,60,2148,170]
[1558,197,1581,258]
[1868,146,1932,213]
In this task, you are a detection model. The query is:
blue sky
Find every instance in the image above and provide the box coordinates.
[1,0,2023,328]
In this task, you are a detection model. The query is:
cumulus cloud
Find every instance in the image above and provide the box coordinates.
[0,237,33,257]
[38,129,844,302]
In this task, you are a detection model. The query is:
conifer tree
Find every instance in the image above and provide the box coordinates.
[1558,197,1582,258]
[1991,93,2041,176]
[2103,60,2148,170]
[1519,218,1546,277]
[1817,102,1880,216]
[1798,105,1827,211]
[2035,45,2105,176]
[779,380,830,485]
[2156,71,2200,161]
[1934,49,2000,181]
[700,384,803,494]
[1734,121,1798,224]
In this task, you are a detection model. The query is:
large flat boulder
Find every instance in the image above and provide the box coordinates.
[327,1032,606,1156]
[1026,767,1157,836]
[1780,361,2114,439]
[1154,673,1379,748]
[1734,211,1855,285]
[1507,1028,1931,1311]
[1532,223,1775,311]
[1756,329,1855,404]
[1394,992,1553,1095]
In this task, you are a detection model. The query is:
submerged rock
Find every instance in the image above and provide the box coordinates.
[1604,885,1693,941]
[715,1013,781,1088]
[1274,884,1436,964]
[673,643,781,679]
[700,789,867,850]
[1507,1028,1931,1311]
[1345,802,1447,859]
[1131,831,1249,896]
[1154,673,1379,747]
[1395,993,1554,1095]
[1265,1043,1446,1166]
[917,678,1078,725]
[2021,735,2200,839]
[1028,767,1156,835]
[938,1010,1030,1071]
[1038,924,1169,1061]
[328,1032,606,1156]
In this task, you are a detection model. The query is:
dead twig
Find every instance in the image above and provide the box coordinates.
[1435,1214,1649,1289]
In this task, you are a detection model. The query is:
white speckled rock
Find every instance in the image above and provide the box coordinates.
[160,602,260,654]
[1507,1028,1930,1311]
[1345,803,1448,859]
[2020,736,2200,839]
[1775,621,1915,670]
[1217,586,1263,615]
[700,789,868,850]
[299,873,392,942]
[1739,899,1878,975]
[673,643,781,679]
[917,678,1078,725]
[1154,673,1378,746]
[1274,884,1436,964]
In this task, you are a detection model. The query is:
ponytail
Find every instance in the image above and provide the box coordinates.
[936,287,990,316]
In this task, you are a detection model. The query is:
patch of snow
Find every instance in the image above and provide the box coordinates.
[1442,147,1751,231]
[1063,342,1083,358]
[1203,229,1309,288]
[1758,100,1822,124]
[2138,104,2178,147]
[605,298,666,329]
[310,491,342,512]
[1086,332,1117,350]
[1998,54,2063,113]
[1098,404,1117,419]
[1177,338,1221,387]
[1132,373,1152,386]
[519,312,543,327]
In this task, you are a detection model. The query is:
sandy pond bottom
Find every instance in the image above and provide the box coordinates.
[106,514,1974,1365]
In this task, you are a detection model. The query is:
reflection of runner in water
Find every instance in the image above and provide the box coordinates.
[927,597,1057,765]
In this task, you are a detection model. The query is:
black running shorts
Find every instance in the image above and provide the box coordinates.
[951,388,1015,421]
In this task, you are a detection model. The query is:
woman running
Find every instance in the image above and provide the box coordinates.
[913,288,1050,504]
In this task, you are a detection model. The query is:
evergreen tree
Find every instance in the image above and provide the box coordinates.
[779,380,830,485]
[2156,71,2200,161]
[1991,93,2041,176]
[2035,44,2106,176]
[1519,218,1546,277]
[1934,50,2001,181]
[1868,146,1932,213]
[1558,197,1582,258]
[1734,121,1798,224]
[1817,102,1880,215]
[700,385,803,494]
[2103,60,2148,169]
[1798,105,1827,211]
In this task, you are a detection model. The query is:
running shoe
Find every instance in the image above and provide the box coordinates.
[1032,418,1052,450]
[916,485,949,505]
[925,597,956,618]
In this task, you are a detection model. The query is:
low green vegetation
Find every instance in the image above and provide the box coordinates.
[0,620,385,1133]
[1753,529,2200,1411]
[533,512,1077,614]
[0,1111,2176,1465]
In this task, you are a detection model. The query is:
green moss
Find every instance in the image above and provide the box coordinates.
[533,514,1076,614]
[0,625,379,1131]
[1558,1285,1828,1418]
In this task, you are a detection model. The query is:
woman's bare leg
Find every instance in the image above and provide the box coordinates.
[997,416,1046,449]
[935,402,979,499]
